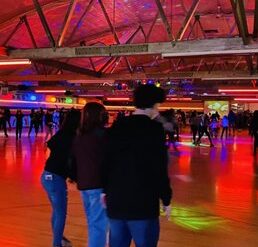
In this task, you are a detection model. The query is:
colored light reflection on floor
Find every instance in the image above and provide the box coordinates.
[160,205,226,231]
[179,141,211,148]
[179,141,195,147]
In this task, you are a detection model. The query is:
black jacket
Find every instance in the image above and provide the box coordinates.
[44,130,76,179]
[103,115,172,220]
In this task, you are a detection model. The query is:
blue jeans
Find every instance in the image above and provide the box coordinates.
[81,189,108,247]
[41,171,67,247]
[109,218,160,247]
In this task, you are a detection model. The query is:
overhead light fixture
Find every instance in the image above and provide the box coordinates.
[0,59,31,65]
[35,89,66,93]
[0,99,83,107]
[104,105,203,110]
[166,97,192,101]
[219,89,258,93]
[106,97,131,101]
[234,98,258,101]
[79,94,104,97]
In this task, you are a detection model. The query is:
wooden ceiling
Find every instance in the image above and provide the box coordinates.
[0,0,257,95]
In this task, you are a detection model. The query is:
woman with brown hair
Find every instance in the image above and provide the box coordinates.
[72,102,108,247]
[41,109,81,247]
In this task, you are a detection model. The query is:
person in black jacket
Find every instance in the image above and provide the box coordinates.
[0,107,8,137]
[251,110,258,155]
[103,84,172,247]
[41,109,80,247]
[15,109,24,140]
[28,109,39,137]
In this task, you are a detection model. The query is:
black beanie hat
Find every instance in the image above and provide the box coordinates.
[133,84,165,109]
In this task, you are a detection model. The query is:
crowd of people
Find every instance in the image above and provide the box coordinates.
[0,107,67,141]
[41,84,172,247]
[0,85,258,247]
[115,108,255,148]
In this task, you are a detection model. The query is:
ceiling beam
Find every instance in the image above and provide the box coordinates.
[99,25,144,73]
[98,0,119,44]
[2,18,23,46]
[154,0,174,41]
[21,16,37,48]
[65,0,95,45]
[0,0,67,32]
[21,15,41,74]
[230,0,252,72]
[34,59,101,77]
[176,0,201,41]
[32,0,56,48]
[57,0,78,47]
[230,0,249,45]
[98,0,132,73]
[2,70,258,82]
[254,0,258,38]
[8,37,258,59]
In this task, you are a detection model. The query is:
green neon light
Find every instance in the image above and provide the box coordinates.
[65,97,73,104]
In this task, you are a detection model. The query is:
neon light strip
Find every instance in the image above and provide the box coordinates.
[35,90,66,93]
[219,89,258,92]
[0,99,83,107]
[0,59,31,65]
[0,99,204,110]
[166,98,192,101]
[234,98,258,101]
[78,95,104,97]
[106,97,131,101]
[105,106,203,110]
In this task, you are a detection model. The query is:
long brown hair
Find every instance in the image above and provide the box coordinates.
[78,102,108,135]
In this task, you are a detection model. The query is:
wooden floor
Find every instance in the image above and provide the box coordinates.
[1,129,258,247]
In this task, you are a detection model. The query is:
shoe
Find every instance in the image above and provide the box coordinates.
[62,237,72,247]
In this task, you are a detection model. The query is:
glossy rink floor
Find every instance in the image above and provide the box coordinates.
[0,130,258,247]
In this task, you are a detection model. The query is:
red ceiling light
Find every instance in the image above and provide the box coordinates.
[219,89,258,93]
[0,59,31,65]
[234,98,258,101]
[35,90,66,93]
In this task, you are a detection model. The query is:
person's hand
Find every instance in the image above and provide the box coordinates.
[162,205,171,220]
[100,193,107,208]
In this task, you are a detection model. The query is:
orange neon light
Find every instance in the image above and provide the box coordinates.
[35,90,66,93]
[45,95,57,103]
[106,97,131,101]
[78,98,87,105]
[0,59,31,65]
[50,97,57,103]
[219,89,258,93]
